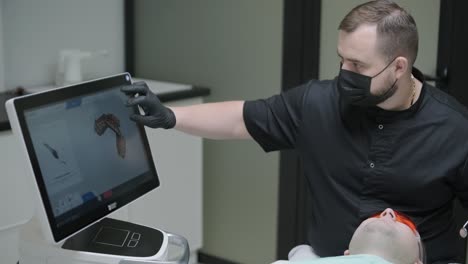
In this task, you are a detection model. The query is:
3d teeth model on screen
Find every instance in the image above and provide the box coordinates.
[94,113,126,158]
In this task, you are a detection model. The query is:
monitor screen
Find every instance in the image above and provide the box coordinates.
[8,73,159,243]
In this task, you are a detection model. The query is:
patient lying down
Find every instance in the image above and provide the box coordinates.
[273,208,424,264]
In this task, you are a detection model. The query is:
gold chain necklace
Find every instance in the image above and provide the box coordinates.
[410,75,416,106]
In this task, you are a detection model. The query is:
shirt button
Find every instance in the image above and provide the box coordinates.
[369,162,375,168]
[378,124,384,130]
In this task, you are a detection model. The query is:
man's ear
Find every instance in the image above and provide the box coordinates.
[344,249,350,255]
[394,56,409,79]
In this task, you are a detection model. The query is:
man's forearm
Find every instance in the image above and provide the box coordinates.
[170,101,252,140]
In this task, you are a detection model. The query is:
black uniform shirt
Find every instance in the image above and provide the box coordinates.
[243,68,468,263]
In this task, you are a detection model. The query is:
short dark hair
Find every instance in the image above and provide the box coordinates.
[339,0,418,65]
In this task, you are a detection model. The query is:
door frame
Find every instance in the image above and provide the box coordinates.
[277,0,321,259]
[437,0,468,262]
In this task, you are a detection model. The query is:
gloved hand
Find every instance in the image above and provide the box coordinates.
[121,81,176,129]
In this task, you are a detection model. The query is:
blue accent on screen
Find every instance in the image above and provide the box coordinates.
[66,98,82,109]
[81,192,96,202]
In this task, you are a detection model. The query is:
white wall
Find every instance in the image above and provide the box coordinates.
[1,0,125,91]
[133,1,283,263]
[0,1,125,263]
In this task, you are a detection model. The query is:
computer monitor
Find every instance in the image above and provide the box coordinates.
[6,73,159,244]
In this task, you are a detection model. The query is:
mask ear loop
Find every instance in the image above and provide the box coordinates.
[371,57,398,78]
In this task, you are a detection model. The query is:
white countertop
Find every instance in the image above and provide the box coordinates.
[133,78,192,94]
[24,78,193,95]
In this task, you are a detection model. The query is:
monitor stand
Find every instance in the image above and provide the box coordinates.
[18,216,189,264]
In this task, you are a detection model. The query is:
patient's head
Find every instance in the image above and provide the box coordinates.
[346,208,423,264]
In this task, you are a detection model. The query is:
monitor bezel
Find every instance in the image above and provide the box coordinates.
[10,73,159,243]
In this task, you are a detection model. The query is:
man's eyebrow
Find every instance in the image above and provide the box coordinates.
[336,50,365,64]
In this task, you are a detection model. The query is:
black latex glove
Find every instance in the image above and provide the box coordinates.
[121,81,176,129]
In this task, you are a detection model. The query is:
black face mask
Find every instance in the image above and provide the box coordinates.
[338,58,398,107]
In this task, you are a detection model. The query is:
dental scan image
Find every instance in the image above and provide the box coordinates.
[24,87,150,226]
